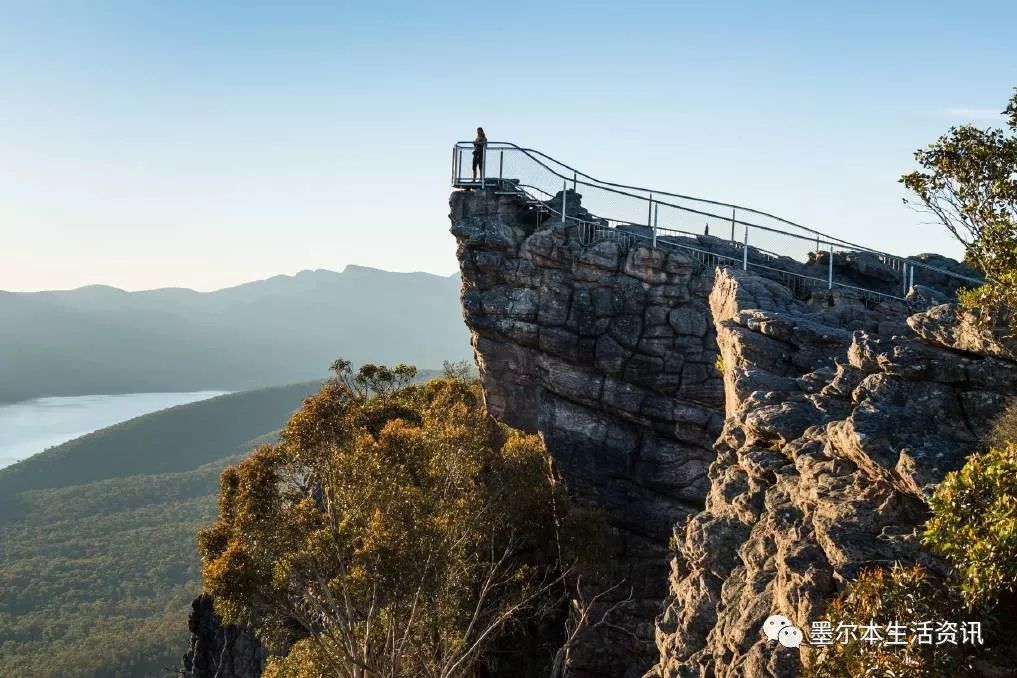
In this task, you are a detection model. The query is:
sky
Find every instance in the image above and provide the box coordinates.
[1,0,1015,292]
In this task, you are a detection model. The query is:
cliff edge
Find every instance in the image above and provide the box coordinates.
[450,186,1015,677]
[452,185,727,676]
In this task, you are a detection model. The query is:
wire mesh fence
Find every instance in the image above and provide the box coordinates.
[452,142,982,302]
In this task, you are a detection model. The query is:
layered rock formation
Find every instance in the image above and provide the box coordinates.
[653,269,1015,677]
[451,187,727,677]
[450,186,1013,677]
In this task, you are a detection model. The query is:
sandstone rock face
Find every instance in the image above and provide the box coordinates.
[908,303,1017,360]
[450,187,1011,678]
[452,188,725,677]
[651,271,1016,677]
[181,595,266,678]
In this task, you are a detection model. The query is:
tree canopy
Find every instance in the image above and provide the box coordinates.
[199,362,569,677]
[901,88,1017,326]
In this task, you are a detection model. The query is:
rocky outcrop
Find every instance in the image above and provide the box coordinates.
[909,303,1017,360]
[181,595,266,678]
[452,187,725,677]
[652,270,1016,677]
[450,186,1010,678]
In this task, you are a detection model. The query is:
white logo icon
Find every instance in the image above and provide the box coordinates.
[778,625,804,648]
[764,614,804,648]
[763,614,792,641]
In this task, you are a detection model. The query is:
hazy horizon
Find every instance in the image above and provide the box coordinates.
[3,1,1015,292]
[0,264,460,295]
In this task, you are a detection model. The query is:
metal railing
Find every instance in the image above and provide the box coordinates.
[452,141,983,303]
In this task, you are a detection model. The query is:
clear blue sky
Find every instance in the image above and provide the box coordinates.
[2,0,1015,291]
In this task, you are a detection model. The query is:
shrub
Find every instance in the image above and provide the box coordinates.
[808,565,975,677]
[924,442,1017,608]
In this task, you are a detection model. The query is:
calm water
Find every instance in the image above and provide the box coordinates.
[0,391,229,470]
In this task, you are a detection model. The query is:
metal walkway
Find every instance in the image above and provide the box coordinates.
[451,141,982,303]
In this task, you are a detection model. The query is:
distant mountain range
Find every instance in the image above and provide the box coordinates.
[0,266,471,403]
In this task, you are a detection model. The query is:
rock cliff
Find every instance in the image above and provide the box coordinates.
[653,269,1015,677]
[451,187,727,677]
[449,186,1013,677]
[180,595,266,678]
[178,184,1005,678]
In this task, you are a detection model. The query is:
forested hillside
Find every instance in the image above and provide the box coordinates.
[0,382,322,677]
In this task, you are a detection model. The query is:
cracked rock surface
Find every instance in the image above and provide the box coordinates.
[451,186,1009,678]
[452,188,725,677]
[177,187,1005,678]
[181,594,266,678]
[651,270,1016,677]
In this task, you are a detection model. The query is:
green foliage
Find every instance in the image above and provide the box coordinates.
[924,442,1017,607]
[814,417,1017,675]
[901,87,1017,328]
[958,275,1017,329]
[200,363,567,677]
[329,359,417,398]
[263,637,332,677]
[713,354,726,375]
[0,460,225,677]
[808,565,975,677]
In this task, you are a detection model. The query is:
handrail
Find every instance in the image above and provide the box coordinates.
[548,194,907,304]
[456,142,858,246]
[458,141,983,284]
[480,180,902,303]
[451,142,984,295]
[490,142,834,238]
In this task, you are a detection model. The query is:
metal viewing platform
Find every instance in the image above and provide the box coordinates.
[452,141,982,303]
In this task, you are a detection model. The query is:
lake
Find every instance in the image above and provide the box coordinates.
[0,391,230,471]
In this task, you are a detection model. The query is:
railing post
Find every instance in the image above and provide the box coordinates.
[653,203,659,248]
[481,146,486,189]
[902,261,909,296]
[730,208,736,243]
[647,194,653,229]
[828,244,834,290]
[573,171,577,192]
[561,180,567,223]
[909,264,915,292]
[499,151,504,181]
[742,224,749,271]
